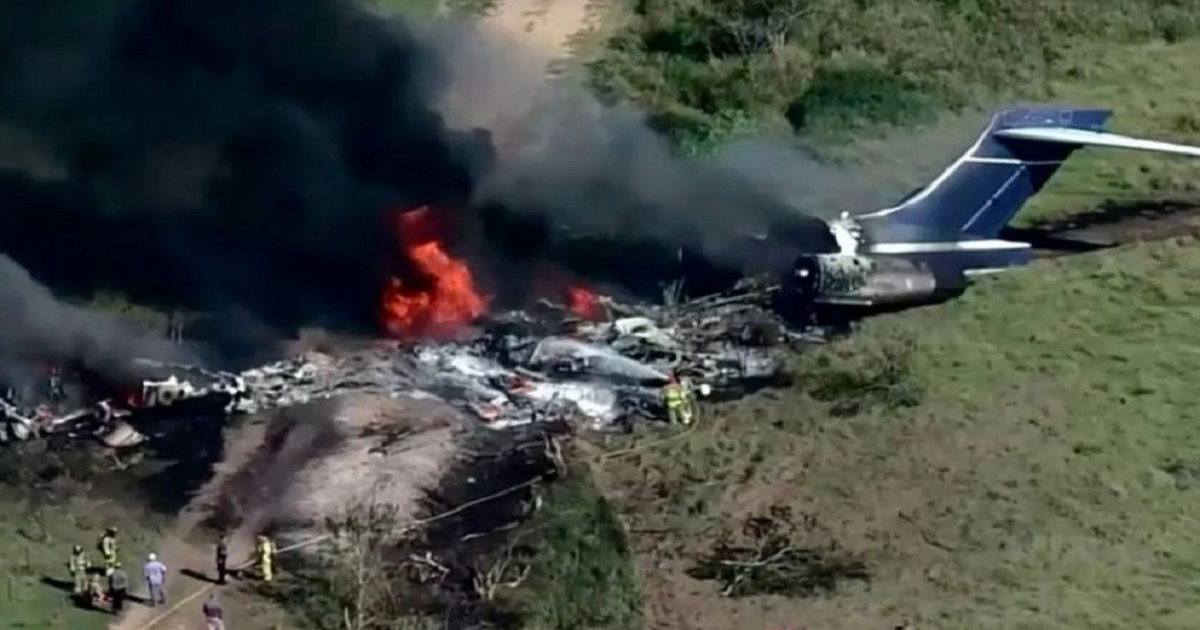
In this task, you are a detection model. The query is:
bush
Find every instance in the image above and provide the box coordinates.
[588,0,1200,145]
[688,505,869,598]
[797,333,925,416]
[787,66,937,135]
[506,475,643,630]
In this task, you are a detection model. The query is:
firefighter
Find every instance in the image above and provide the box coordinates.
[99,527,118,576]
[661,372,694,426]
[255,534,277,582]
[68,544,91,596]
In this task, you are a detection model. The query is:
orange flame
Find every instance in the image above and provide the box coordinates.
[565,285,604,321]
[382,206,488,338]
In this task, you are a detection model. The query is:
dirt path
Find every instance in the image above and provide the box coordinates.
[106,394,463,630]
[1018,199,1200,259]
[107,419,276,630]
[478,0,593,69]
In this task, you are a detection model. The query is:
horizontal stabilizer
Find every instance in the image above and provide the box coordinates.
[858,107,1200,249]
[995,127,1200,157]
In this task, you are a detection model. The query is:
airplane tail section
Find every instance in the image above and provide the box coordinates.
[858,107,1200,247]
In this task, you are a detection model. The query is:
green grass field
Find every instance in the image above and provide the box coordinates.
[1018,38,1200,225]
[580,31,1200,628]
[0,450,167,630]
[594,236,1200,630]
[762,37,1200,226]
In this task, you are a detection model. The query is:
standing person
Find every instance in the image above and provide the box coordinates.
[143,553,168,606]
[215,534,229,584]
[99,527,119,576]
[108,562,130,614]
[68,545,91,596]
[202,592,226,630]
[255,534,276,582]
[660,372,694,425]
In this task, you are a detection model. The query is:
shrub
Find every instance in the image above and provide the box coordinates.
[587,0,1200,144]
[787,66,937,135]
[798,333,925,416]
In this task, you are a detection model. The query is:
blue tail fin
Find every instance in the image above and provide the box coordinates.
[858,107,1112,243]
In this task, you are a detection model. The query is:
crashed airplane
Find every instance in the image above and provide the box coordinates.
[6,105,1196,450]
[783,106,1200,309]
[1,288,804,447]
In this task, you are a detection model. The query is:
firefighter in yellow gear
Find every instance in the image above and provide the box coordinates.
[99,527,118,576]
[68,545,91,595]
[255,534,277,582]
[661,372,694,425]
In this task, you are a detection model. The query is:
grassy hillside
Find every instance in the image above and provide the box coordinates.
[594,236,1200,630]
[587,0,1200,143]
[1021,38,1200,224]
[0,450,168,630]
[576,8,1200,627]
[764,37,1200,223]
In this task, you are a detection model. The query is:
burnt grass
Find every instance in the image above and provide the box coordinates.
[402,421,640,630]
[405,422,572,628]
[687,505,870,598]
[265,418,642,630]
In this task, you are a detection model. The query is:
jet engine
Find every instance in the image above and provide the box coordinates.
[786,253,959,308]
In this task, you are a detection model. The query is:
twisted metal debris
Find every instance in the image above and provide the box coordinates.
[3,285,822,445]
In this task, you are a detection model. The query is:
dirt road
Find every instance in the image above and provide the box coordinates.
[107,418,275,630]
[106,394,462,630]
[478,0,593,69]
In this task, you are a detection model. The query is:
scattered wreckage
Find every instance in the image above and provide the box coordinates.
[0,362,247,447]
[2,283,823,447]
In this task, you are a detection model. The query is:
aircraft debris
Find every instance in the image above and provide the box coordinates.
[2,283,818,446]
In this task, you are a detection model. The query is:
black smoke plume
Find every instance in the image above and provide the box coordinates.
[0,0,489,332]
[0,0,835,348]
[0,254,194,394]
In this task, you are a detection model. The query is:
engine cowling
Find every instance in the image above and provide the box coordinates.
[787,253,949,307]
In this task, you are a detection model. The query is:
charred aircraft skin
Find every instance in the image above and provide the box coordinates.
[787,253,957,309]
[3,287,796,447]
[0,362,247,446]
[779,106,1200,311]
